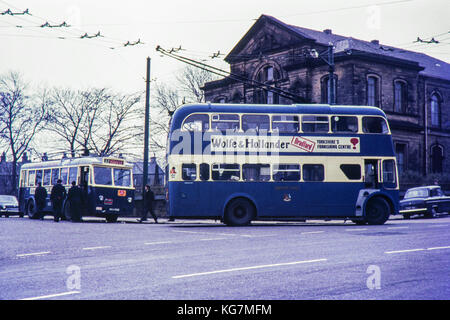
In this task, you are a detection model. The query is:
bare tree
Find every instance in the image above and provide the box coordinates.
[46,88,86,157]
[46,87,142,158]
[0,71,48,194]
[149,66,218,157]
[89,91,142,156]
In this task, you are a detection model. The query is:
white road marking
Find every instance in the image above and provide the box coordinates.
[172,258,327,279]
[387,227,409,230]
[301,231,325,235]
[427,246,450,251]
[82,246,111,251]
[199,237,227,241]
[144,241,173,245]
[345,228,368,232]
[16,251,51,257]
[20,290,80,300]
[385,248,425,254]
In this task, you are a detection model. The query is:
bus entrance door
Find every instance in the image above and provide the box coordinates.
[364,159,379,189]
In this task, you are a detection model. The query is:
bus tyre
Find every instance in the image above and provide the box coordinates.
[26,200,39,220]
[63,202,72,221]
[365,197,390,225]
[224,198,255,226]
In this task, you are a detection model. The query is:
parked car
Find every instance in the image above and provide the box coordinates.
[399,186,450,219]
[0,195,22,218]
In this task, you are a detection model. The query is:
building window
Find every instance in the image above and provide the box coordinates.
[254,65,280,104]
[367,75,380,107]
[321,75,337,104]
[395,143,407,174]
[430,93,441,127]
[431,144,443,173]
[394,80,407,113]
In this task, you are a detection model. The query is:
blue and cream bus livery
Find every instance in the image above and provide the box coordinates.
[166,103,399,226]
[19,156,134,223]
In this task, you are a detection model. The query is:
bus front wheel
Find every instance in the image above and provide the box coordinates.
[365,197,390,225]
[224,198,255,226]
[26,200,39,219]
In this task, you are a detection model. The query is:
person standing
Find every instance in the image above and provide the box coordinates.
[139,185,158,223]
[50,179,66,222]
[35,182,47,219]
[68,181,83,222]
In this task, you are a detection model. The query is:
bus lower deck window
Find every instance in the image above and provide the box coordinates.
[182,164,197,181]
[340,164,361,180]
[303,164,324,181]
[273,164,301,181]
[199,163,210,181]
[242,164,270,182]
[212,164,240,181]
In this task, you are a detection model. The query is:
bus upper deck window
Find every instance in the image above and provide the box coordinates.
[182,114,209,132]
[272,115,299,133]
[331,116,358,133]
[362,117,389,134]
[242,115,270,133]
[211,114,239,132]
[302,116,329,133]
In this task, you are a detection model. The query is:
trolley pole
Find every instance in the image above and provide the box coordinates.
[143,57,151,196]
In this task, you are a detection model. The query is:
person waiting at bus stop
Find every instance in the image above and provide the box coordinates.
[68,181,83,222]
[50,179,66,222]
[35,182,47,219]
[138,184,157,223]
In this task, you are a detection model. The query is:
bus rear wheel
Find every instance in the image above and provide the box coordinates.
[365,197,390,225]
[224,198,255,226]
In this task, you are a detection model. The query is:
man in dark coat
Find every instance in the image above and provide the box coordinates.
[68,181,83,222]
[50,179,66,222]
[35,182,48,219]
[138,185,157,223]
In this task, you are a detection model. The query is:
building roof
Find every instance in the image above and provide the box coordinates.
[227,14,450,81]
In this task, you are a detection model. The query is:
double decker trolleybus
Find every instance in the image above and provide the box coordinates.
[166,103,399,226]
[19,156,135,222]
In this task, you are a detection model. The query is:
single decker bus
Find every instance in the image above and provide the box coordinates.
[19,156,134,222]
[166,103,399,226]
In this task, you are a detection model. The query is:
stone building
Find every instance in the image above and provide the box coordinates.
[202,15,450,185]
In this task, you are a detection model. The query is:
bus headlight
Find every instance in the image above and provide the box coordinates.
[99,195,104,201]
[127,197,133,203]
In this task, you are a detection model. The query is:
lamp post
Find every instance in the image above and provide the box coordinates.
[309,43,335,105]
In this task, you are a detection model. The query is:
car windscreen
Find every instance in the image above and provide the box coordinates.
[0,195,17,203]
[404,189,428,199]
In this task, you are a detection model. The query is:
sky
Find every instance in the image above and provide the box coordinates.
[1,0,449,161]
[1,0,449,94]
